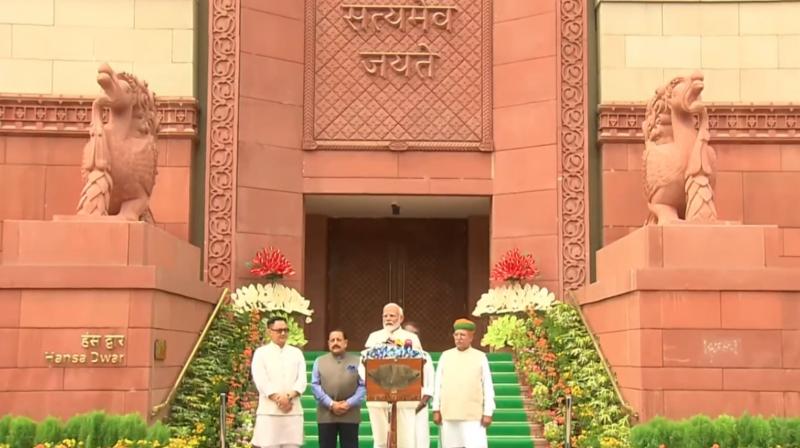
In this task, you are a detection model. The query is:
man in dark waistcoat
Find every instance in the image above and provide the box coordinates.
[311,329,366,448]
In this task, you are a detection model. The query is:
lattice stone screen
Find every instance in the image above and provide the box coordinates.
[302,0,492,151]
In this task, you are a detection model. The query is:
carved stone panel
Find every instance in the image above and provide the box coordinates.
[303,0,492,151]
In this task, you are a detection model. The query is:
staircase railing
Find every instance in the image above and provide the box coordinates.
[151,287,229,417]
[565,290,639,423]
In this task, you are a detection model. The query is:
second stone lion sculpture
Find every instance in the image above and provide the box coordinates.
[77,63,159,222]
[642,71,718,225]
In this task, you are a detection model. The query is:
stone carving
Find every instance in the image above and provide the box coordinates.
[205,0,240,287]
[303,0,492,151]
[642,71,717,224]
[599,104,800,143]
[0,95,196,136]
[560,0,589,293]
[77,63,160,222]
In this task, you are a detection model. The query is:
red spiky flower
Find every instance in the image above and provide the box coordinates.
[491,249,538,282]
[247,246,295,281]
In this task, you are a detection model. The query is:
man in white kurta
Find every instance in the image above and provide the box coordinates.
[363,303,422,448]
[251,316,307,448]
[403,322,435,448]
[432,319,495,448]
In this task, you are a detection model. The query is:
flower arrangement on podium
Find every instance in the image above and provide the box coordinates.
[362,339,424,360]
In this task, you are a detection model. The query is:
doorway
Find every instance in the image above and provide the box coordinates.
[327,218,468,351]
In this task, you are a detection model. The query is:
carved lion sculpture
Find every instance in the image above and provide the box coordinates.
[77,63,159,222]
[642,71,717,225]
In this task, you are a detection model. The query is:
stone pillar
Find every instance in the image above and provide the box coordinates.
[580,225,800,420]
[0,219,219,421]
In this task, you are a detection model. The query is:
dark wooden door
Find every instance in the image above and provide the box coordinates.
[327,219,468,351]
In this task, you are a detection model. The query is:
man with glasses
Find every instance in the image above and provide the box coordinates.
[251,316,307,448]
[432,318,494,448]
[311,329,366,448]
[363,303,423,448]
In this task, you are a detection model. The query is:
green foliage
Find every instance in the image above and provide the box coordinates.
[0,412,181,448]
[7,416,35,448]
[118,413,147,442]
[168,302,240,443]
[146,421,172,445]
[78,411,105,448]
[0,415,12,444]
[481,314,528,349]
[684,415,715,448]
[99,414,121,448]
[631,414,800,448]
[513,302,631,447]
[34,417,62,445]
[62,414,83,441]
[713,415,736,448]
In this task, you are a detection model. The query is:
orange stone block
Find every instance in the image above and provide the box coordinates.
[722,369,800,392]
[303,151,398,179]
[0,290,21,328]
[397,152,492,179]
[0,367,63,392]
[63,367,149,390]
[662,329,782,368]
[783,331,800,368]
[0,391,127,420]
[19,289,130,328]
[493,146,557,194]
[663,390,784,419]
[494,0,554,22]
[721,291,788,329]
[0,330,19,368]
[239,142,303,191]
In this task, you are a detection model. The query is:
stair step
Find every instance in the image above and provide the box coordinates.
[299,351,532,448]
[303,434,534,448]
[302,421,533,437]
[306,366,519,385]
[300,395,525,409]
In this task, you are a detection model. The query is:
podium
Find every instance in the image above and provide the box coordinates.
[364,358,424,448]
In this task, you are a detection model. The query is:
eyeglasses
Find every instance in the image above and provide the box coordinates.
[271,328,289,334]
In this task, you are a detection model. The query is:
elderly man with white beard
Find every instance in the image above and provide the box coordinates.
[363,303,422,448]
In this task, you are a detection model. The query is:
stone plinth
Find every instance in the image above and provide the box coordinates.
[0,219,220,421]
[580,225,800,421]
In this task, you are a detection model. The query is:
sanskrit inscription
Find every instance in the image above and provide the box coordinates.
[342,4,457,32]
[303,0,492,151]
[359,44,440,78]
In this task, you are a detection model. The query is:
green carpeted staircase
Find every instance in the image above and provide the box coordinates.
[300,351,539,448]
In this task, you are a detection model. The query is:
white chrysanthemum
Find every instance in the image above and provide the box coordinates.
[472,283,556,316]
[230,283,314,316]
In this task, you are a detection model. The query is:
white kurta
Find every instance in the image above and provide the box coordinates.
[363,327,424,448]
[250,342,307,448]
[414,351,435,448]
[432,348,495,448]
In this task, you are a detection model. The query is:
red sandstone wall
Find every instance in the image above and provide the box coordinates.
[602,141,800,264]
[236,2,305,292]
[491,0,560,293]
[583,289,800,420]
[0,135,194,258]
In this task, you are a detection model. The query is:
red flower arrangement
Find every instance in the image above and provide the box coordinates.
[491,248,539,282]
[247,246,295,281]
